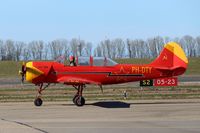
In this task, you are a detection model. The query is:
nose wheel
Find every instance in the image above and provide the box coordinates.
[34,83,50,106]
[72,85,85,106]
[34,98,43,106]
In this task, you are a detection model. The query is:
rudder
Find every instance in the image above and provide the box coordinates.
[150,42,188,76]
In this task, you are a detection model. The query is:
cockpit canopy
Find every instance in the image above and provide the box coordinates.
[78,57,118,66]
[56,56,118,66]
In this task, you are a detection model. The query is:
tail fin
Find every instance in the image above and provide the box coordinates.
[150,42,188,76]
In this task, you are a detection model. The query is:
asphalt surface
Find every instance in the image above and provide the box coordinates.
[0,99,200,133]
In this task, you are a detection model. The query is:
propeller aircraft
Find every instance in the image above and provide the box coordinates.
[19,42,188,106]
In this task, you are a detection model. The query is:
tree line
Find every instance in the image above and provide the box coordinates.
[0,35,199,61]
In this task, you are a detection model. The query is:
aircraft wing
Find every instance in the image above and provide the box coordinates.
[57,76,100,85]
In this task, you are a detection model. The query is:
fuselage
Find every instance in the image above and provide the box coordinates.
[25,61,186,85]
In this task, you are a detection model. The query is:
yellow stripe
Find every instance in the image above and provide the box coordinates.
[164,42,188,64]
[26,62,44,82]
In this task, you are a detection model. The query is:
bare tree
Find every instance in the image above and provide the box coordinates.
[4,40,16,60]
[110,41,117,59]
[113,38,125,58]
[126,39,132,58]
[129,39,148,58]
[49,39,66,60]
[154,36,164,56]
[29,41,44,60]
[63,40,70,57]
[78,40,85,56]
[85,42,92,56]
[37,41,44,60]
[94,44,102,57]
[128,39,137,58]
[15,41,24,61]
[196,36,200,57]
[70,38,89,57]
[132,40,140,58]
[100,41,106,57]
[43,44,49,60]
[0,40,5,60]
[29,41,36,60]
[180,35,196,57]
[147,36,164,58]
[70,38,79,56]
[138,39,149,58]
[22,45,31,61]
[104,39,111,58]
[100,39,112,58]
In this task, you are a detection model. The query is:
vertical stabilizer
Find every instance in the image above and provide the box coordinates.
[150,42,188,76]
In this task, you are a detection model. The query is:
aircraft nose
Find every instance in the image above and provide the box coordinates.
[25,62,44,82]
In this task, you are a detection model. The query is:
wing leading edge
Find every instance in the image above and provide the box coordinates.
[57,76,101,85]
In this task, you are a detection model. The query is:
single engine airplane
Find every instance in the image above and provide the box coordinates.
[19,42,188,106]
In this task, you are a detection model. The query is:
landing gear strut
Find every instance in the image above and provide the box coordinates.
[72,85,85,106]
[34,83,50,106]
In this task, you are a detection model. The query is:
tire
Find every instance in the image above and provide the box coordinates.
[75,96,85,106]
[34,98,43,106]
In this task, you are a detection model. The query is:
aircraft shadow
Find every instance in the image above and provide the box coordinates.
[89,101,130,108]
[54,100,197,108]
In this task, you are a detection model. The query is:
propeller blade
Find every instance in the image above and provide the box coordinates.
[20,61,26,84]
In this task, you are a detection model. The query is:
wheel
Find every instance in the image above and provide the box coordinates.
[75,96,85,106]
[73,94,79,104]
[34,98,43,106]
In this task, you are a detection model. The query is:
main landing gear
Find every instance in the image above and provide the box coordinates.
[72,85,85,106]
[33,83,86,107]
[34,83,50,106]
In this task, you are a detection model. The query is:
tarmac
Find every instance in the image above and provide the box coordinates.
[0,99,200,133]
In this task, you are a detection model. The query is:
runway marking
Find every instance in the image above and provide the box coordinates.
[0,118,48,133]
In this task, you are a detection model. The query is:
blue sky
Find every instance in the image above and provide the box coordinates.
[0,0,199,44]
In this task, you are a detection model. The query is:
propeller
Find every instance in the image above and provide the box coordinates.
[19,62,26,83]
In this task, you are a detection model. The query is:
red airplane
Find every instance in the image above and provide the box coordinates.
[19,42,188,106]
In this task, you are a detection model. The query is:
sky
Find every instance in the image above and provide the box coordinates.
[0,0,199,44]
